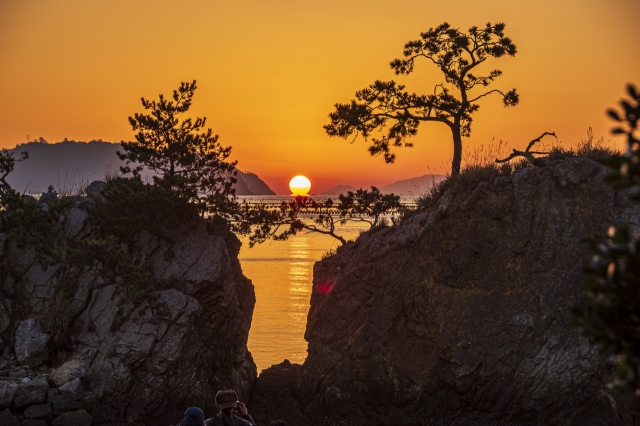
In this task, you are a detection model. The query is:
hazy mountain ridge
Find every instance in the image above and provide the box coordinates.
[7,141,275,195]
[320,173,446,197]
[320,184,358,195]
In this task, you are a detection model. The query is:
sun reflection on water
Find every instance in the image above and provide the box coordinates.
[240,221,369,372]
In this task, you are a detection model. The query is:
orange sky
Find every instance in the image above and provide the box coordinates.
[1,0,638,194]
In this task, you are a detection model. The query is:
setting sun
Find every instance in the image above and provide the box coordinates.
[289,175,311,196]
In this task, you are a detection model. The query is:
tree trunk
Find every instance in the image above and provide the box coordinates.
[451,122,463,176]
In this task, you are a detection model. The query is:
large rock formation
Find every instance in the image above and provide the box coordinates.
[252,157,640,425]
[0,188,256,425]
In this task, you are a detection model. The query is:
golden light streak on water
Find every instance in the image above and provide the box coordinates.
[239,221,369,372]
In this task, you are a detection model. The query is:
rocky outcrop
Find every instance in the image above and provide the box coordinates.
[14,320,49,368]
[0,185,257,425]
[252,158,640,425]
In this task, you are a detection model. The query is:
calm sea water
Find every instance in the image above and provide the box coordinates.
[239,220,369,372]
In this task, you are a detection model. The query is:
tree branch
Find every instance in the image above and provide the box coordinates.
[468,89,506,103]
[496,132,557,164]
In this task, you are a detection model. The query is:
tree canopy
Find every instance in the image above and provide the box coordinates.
[325,22,519,175]
[118,80,237,216]
[237,187,403,247]
[0,149,28,201]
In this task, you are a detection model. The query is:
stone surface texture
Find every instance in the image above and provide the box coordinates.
[24,403,53,420]
[14,320,49,368]
[51,408,93,426]
[47,388,83,416]
[0,407,20,426]
[14,377,49,408]
[58,378,83,400]
[19,419,48,426]
[0,194,257,425]
[0,381,18,407]
[252,158,640,426]
[49,359,89,388]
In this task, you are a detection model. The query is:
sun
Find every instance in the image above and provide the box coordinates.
[289,175,311,196]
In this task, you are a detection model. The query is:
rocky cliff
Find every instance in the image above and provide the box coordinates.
[251,157,640,425]
[0,188,256,425]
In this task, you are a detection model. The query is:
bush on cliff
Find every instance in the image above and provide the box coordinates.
[573,84,640,398]
[415,129,619,213]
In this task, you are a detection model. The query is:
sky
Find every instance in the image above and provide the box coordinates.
[1,0,638,194]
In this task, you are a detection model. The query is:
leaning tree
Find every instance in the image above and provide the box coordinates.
[325,22,519,175]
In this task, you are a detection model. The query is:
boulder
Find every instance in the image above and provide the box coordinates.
[0,380,18,407]
[14,377,49,407]
[58,378,83,400]
[0,408,19,426]
[14,319,49,368]
[39,192,58,204]
[85,180,105,200]
[0,233,5,260]
[10,368,28,380]
[0,301,9,335]
[47,388,83,416]
[50,359,89,387]
[24,403,53,421]
[64,208,88,238]
[51,408,92,426]
[19,420,48,426]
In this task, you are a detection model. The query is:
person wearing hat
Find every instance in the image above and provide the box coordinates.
[205,389,256,426]
[179,407,205,426]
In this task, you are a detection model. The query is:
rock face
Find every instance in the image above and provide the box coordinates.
[49,359,89,388]
[0,192,257,425]
[252,158,640,425]
[14,320,49,368]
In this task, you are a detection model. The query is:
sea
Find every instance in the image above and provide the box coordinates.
[237,195,398,372]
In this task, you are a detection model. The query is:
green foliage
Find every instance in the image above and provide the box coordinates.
[238,187,402,247]
[90,176,200,246]
[325,22,519,175]
[416,161,517,212]
[0,151,61,267]
[66,236,165,305]
[337,187,403,227]
[118,80,238,216]
[572,84,640,397]
[0,148,28,200]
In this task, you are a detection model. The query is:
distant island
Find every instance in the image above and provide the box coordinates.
[7,140,275,195]
[320,173,446,197]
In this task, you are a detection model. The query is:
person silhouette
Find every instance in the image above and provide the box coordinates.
[180,407,205,426]
[205,389,256,426]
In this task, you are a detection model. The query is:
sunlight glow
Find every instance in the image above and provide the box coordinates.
[289,175,311,195]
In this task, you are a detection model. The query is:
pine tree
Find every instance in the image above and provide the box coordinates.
[118,80,237,215]
[325,22,519,175]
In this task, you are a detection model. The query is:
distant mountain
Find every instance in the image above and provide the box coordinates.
[238,171,275,195]
[320,185,358,195]
[379,174,446,196]
[7,140,275,195]
[319,174,445,198]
